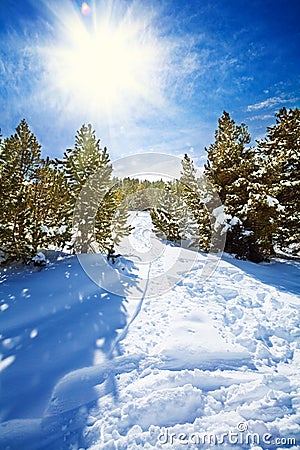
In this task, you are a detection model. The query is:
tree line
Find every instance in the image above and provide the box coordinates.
[0,107,299,265]
[0,122,131,264]
[152,108,299,262]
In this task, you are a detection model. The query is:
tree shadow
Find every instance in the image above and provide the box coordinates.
[0,252,140,448]
[223,254,300,296]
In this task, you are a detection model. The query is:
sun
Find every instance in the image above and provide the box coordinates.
[61,22,154,105]
[44,1,165,118]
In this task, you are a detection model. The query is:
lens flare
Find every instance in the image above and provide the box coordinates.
[81,2,91,16]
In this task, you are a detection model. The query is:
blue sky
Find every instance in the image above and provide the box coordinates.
[0,0,299,166]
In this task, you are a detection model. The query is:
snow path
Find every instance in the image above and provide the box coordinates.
[0,212,300,449]
[85,261,300,449]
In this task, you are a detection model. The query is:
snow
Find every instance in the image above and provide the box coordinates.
[0,212,300,449]
[32,252,47,265]
[41,225,50,235]
[212,207,242,235]
[242,230,253,236]
[212,205,231,233]
[266,195,281,209]
[229,216,242,227]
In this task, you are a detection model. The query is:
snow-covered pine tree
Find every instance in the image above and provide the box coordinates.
[204,111,250,202]
[29,157,71,253]
[95,184,133,254]
[62,124,131,254]
[0,119,42,261]
[257,107,300,254]
[61,124,112,253]
[180,154,211,252]
[118,177,140,210]
[0,120,71,263]
[204,111,276,262]
[236,145,278,261]
[110,188,132,246]
[204,111,249,258]
[150,181,189,242]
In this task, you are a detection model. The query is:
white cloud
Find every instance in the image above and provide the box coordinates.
[247,96,299,111]
[248,114,274,121]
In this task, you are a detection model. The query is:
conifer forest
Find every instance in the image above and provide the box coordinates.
[1,107,299,265]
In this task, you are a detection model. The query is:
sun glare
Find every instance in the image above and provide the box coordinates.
[81,2,91,16]
[45,1,165,119]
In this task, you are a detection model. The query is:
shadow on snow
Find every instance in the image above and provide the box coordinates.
[223,254,300,296]
[0,253,140,449]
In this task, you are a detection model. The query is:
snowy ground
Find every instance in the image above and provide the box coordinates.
[0,212,300,449]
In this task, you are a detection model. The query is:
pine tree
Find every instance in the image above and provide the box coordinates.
[204,111,276,262]
[62,124,132,254]
[205,111,250,203]
[0,120,71,262]
[0,119,42,260]
[150,181,189,242]
[257,107,300,254]
[235,145,278,261]
[94,185,133,254]
[61,124,113,253]
[180,154,212,252]
[29,158,71,253]
[204,111,249,258]
[118,177,140,210]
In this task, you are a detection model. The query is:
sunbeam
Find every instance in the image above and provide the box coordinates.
[42,0,168,121]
